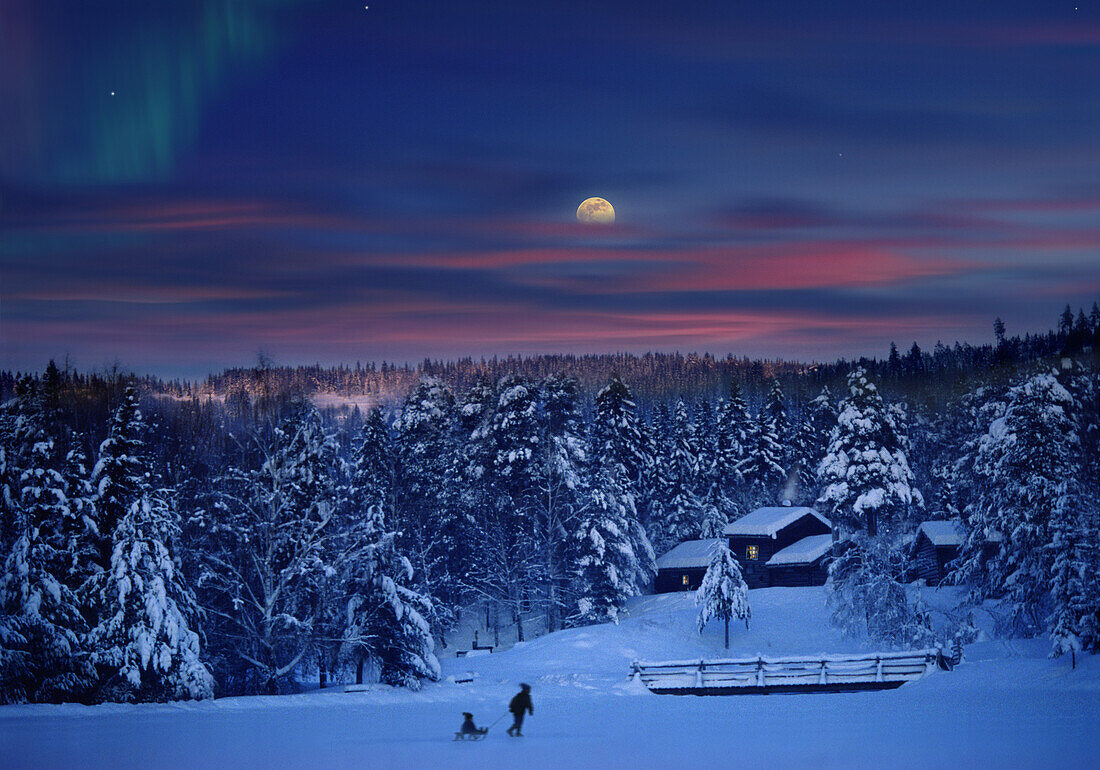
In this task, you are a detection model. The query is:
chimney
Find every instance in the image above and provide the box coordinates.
[781,499,792,507]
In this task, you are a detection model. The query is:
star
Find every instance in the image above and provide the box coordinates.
[110,91,116,96]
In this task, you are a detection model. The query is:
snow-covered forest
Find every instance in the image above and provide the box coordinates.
[1,304,1098,704]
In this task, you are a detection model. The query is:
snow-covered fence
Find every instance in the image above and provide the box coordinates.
[630,649,941,695]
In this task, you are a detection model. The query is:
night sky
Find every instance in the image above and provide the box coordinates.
[2,1,1098,378]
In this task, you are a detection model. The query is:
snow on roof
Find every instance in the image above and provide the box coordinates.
[766,534,834,566]
[918,520,966,547]
[723,506,830,538]
[918,519,1003,547]
[656,539,723,570]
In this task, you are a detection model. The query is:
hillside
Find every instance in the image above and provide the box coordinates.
[3,587,1098,769]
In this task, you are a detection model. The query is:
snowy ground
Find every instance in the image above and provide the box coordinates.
[4,587,1099,769]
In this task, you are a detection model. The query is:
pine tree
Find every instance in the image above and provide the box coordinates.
[741,408,786,509]
[765,379,788,444]
[790,387,835,505]
[90,385,145,567]
[0,379,94,703]
[715,381,750,493]
[695,539,750,648]
[464,375,545,642]
[1048,514,1099,663]
[349,407,394,516]
[826,536,933,646]
[87,489,213,702]
[963,373,1085,638]
[692,397,719,498]
[698,492,729,539]
[393,377,460,626]
[60,434,98,590]
[648,400,701,553]
[592,374,650,498]
[340,505,440,689]
[536,375,589,630]
[573,464,641,626]
[817,368,922,538]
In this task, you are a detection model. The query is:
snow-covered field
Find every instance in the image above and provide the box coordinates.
[4,587,1098,769]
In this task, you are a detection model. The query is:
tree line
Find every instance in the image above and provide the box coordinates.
[1,303,1098,702]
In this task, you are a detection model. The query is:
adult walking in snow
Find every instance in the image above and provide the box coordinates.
[506,683,533,737]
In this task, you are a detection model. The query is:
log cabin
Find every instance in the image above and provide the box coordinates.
[911,519,1003,585]
[764,533,834,587]
[654,538,722,592]
[723,505,832,588]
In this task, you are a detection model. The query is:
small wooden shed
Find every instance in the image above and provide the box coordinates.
[911,520,1002,584]
[654,539,723,593]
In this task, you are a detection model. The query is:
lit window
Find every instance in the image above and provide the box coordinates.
[681,574,690,586]
[747,545,759,560]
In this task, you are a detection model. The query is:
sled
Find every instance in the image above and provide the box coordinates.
[453,730,489,741]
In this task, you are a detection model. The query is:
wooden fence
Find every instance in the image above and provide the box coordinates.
[630,649,942,695]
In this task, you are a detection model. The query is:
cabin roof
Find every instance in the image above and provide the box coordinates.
[723,506,831,538]
[766,534,834,566]
[918,520,965,546]
[655,538,723,570]
[918,519,1003,547]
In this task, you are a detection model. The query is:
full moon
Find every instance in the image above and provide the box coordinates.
[577,197,615,224]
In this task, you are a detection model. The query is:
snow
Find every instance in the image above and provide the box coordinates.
[654,538,722,569]
[723,506,831,538]
[3,587,1100,769]
[919,520,967,547]
[766,534,834,565]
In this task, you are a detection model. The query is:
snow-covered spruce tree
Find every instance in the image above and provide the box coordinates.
[572,463,642,626]
[826,536,934,646]
[740,408,786,509]
[393,377,461,630]
[197,403,341,694]
[961,373,1091,640]
[716,382,751,488]
[698,492,729,540]
[535,374,590,631]
[936,388,1008,590]
[87,488,213,702]
[692,397,718,493]
[60,433,98,589]
[648,400,703,555]
[817,367,923,537]
[817,368,925,645]
[1048,366,1100,662]
[695,539,750,648]
[349,407,395,516]
[666,400,703,542]
[764,379,788,446]
[714,381,751,518]
[89,385,145,568]
[789,387,836,505]
[592,374,651,502]
[447,377,496,620]
[464,375,545,642]
[0,379,95,704]
[1048,513,1099,663]
[340,504,440,689]
[321,407,395,686]
[588,393,656,598]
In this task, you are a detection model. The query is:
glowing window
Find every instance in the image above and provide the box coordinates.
[681,574,690,586]
[747,545,759,560]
